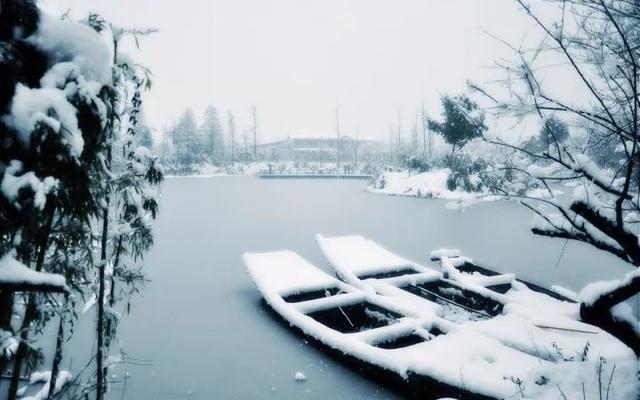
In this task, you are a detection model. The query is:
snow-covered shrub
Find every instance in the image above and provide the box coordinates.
[403,155,432,173]
[370,173,386,191]
[443,153,501,193]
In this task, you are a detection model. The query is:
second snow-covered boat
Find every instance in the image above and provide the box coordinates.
[244,237,638,399]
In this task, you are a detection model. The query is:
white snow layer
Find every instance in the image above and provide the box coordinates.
[369,169,477,201]
[4,84,84,157]
[18,370,72,400]
[248,236,639,399]
[579,268,640,306]
[315,234,434,280]
[0,255,66,290]
[28,15,112,85]
[2,10,113,167]
[429,249,461,259]
[1,161,57,210]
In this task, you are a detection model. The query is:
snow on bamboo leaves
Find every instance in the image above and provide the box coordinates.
[0,1,163,399]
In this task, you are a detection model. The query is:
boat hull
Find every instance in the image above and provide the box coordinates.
[258,300,494,400]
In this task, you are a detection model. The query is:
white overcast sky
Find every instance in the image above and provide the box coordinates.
[39,0,549,143]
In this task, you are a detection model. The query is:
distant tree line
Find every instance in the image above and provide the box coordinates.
[163,106,258,171]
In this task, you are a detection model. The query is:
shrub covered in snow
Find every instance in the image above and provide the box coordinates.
[403,155,432,173]
[442,153,502,193]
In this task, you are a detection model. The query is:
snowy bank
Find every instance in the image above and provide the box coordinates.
[165,162,277,178]
[165,161,376,179]
[368,169,482,201]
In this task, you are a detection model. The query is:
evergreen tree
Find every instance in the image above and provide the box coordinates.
[135,123,154,149]
[201,106,224,165]
[171,108,201,168]
[428,94,487,153]
[540,116,569,151]
[523,116,570,154]
[227,110,236,163]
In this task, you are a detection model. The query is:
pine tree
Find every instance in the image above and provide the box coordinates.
[227,111,236,163]
[428,94,487,154]
[201,106,224,165]
[171,108,201,169]
[135,123,154,149]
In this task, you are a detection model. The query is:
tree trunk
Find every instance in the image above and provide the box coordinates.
[0,291,13,329]
[47,304,65,400]
[8,203,56,400]
[96,207,108,400]
[104,236,122,361]
[0,290,13,376]
[580,271,640,355]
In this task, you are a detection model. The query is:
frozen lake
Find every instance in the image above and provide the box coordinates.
[59,176,634,399]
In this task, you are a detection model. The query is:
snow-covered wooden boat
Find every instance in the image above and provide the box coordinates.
[313,234,638,399]
[243,248,638,399]
[315,234,573,320]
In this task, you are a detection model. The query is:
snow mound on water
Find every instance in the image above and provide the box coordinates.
[294,371,306,382]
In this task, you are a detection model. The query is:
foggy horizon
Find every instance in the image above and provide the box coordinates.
[41,0,543,145]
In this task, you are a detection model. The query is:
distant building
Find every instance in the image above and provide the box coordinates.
[257,136,380,163]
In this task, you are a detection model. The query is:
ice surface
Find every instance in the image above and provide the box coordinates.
[58,178,638,400]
